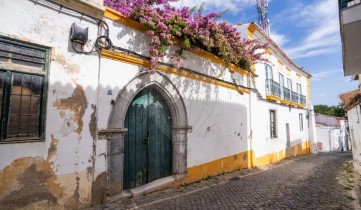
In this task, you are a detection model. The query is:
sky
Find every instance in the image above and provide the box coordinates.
[170,0,359,106]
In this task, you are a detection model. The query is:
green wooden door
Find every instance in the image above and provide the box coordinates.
[123,87,172,189]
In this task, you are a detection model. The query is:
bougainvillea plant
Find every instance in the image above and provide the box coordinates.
[104,0,267,74]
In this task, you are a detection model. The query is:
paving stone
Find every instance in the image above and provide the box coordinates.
[90,152,355,210]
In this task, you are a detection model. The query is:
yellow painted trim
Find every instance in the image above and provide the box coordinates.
[104,7,148,32]
[104,7,249,77]
[183,151,250,183]
[248,23,257,40]
[278,60,284,66]
[297,104,307,108]
[266,95,306,108]
[265,48,273,55]
[296,73,301,77]
[253,141,311,167]
[280,99,291,106]
[101,50,251,94]
[307,77,311,102]
[266,95,280,101]
[182,141,311,183]
[286,67,291,72]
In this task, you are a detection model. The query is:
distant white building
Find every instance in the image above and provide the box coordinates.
[315,113,349,152]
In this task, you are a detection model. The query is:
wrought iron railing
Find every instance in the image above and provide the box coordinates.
[283,87,291,101]
[299,95,306,105]
[291,91,299,103]
[339,0,361,9]
[266,79,280,97]
[265,81,307,105]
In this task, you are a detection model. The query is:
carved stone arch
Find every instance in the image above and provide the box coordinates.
[107,71,189,195]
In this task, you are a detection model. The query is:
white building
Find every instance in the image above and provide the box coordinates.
[315,113,349,152]
[339,0,361,174]
[0,0,315,209]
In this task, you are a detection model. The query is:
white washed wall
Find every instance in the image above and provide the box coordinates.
[0,0,100,208]
[348,105,361,173]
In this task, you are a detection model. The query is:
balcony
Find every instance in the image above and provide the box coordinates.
[291,91,299,103]
[266,79,280,97]
[283,87,291,101]
[339,0,361,76]
[265,79,306,106]
[300,95,306,105]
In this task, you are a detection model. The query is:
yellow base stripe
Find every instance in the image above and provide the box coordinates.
[101,50,251,94]
[254,141,311,167]
[181,141,311,183]
[182,151,251,183]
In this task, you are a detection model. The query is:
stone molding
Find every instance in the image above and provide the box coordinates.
[106,71,190,195]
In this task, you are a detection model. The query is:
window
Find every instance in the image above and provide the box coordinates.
[279,73,284,97]
[299,113,303,131]
[287,78,292,91]
[270,110,277,138]
[265,64,273,93]
[265,64,273,80]
[0,37,49,143]
[297,83,301,94]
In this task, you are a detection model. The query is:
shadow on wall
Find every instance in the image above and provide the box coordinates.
[0,67,251,209]
[112,20,228,79]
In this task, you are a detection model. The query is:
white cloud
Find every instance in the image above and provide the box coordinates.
[312,69,339,81]
[282,0,341,59]
[291,47,339,59]
[170,0,255,13]
[270,30,288,47]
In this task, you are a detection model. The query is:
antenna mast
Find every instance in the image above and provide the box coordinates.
[256,0,270,36]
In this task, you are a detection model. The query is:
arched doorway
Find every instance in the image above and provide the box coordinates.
[107,72,190,195]
[123,87,172,189]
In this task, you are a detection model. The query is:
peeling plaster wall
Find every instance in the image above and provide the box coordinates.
[0,0,314,208]
[0,0,100,209]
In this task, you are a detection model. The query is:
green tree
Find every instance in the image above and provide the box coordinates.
[314,104,345,117]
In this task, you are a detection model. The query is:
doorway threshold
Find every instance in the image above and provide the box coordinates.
[108,175,180,203]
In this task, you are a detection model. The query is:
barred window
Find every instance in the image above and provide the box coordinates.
[0,37,49,143]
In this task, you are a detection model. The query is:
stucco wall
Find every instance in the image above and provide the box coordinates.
[250,94,309,164]
[0,0,100,209]
[348,105,361,174]
[0,0,313,209]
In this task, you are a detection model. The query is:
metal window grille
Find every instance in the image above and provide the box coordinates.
[0,37,48,143]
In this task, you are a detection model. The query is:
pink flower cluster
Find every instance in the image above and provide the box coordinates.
[104,0,267,73]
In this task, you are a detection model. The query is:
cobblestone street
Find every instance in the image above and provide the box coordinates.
[95,152,358,210]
